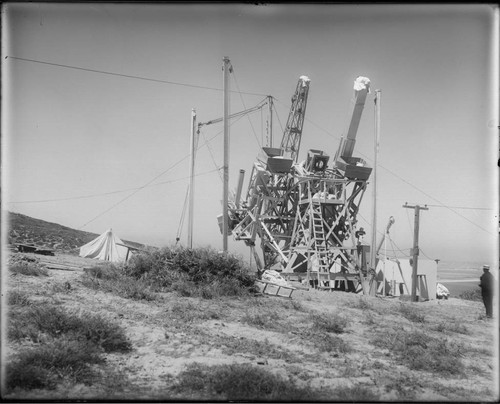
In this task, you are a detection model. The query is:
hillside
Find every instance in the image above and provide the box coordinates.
[2,251,498,401]
[6,212,146,254]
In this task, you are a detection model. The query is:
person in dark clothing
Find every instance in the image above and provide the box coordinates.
[479,265,494,318]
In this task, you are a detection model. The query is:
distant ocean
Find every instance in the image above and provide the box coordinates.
[437,261,484,297]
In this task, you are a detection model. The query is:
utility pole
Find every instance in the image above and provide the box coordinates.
[370,90,381,272]
[188,108,197,249]
[222,57,232,252]
[403,203,429,302]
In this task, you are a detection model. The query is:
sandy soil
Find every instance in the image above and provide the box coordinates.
[3,252,499,401]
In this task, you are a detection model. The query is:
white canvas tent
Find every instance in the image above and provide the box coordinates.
[79,228,129,263]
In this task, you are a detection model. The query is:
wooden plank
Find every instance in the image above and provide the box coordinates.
[39,261,84,269]
[45,264,76,271]
[17,244,38,253]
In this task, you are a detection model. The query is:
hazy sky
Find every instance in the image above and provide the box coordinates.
[2,3,498,264]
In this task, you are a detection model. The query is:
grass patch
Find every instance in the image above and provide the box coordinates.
[204,333,300,362]
[432,320,470,335]
[8,302,131,352]
[173,362,322,401]
[165,300,222,324]
[398,303,426,323]
[311,312,349,334]
[363,311,377,325]
[50,281,74,294]
[383,373,419,400]
[279,299,305,311]
[5,297,132,393]
[241,309,282,330]
[8,290,33,306]
[9,262,49,277]
[371,329,463,375]
[5,337,104,391]
[81,265,157,301]
[459,288,482,301]
[307,332,351,354]
[334,385,380,402]
[348,297,374,311]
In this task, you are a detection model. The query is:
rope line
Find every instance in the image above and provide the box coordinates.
[176,186,190,244]
[6,56,268,97]
[231,70,262,148]
[9,168,219,204]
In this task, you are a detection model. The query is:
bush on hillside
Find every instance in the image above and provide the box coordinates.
[311,313,349,334]
[6,337,104,391]
[371,329,463,375]
[8,290,33,306]
[82,263,157,301]
[83,263,124,280]
[173,362,320,401]
[8,302,132,352]
[124,246,256,298]
[459,288,482,302]
[398,303,426,323]
[9,262,49,277]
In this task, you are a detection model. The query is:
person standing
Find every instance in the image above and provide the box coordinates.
[479,265,494,318]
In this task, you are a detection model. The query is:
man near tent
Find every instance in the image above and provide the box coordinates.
[479,265,494,318]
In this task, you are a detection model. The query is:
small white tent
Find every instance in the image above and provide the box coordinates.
[79,229,129,263]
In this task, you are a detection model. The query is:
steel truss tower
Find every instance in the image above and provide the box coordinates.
[226,76,373,293]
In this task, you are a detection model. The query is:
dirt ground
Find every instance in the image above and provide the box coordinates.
[3,252,499,401]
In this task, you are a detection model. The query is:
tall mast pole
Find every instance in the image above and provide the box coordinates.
[222,57,231,252]
[371,90,381,272]
[188,108,197,248]
[268,95,273,147]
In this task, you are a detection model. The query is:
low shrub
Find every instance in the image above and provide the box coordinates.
[216,336,299,362]
[398,303,425,323]
[81,247,256,300]
[241,309,281,330]
[5,337,103,391]
[459,288,482,301]
[370,329,463,375]
[433,320,470,335]
[349,297,374,311]
[309,332,351,354]
[8,290,32,306]
[311,313,349,334]
[166,300,221,323]
[5,362,53,391]
[9,262,49,277]
[9,303,131,352]
[280,299,305,311]
[334,385,380,402]
[81,269,157,301]
[108,277,157,301]
[83,264,124,280]
[124,247,256,298]
[8,314,42,343]
[174,362,321,401]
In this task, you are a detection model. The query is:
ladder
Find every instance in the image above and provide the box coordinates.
[311,199,330,286]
